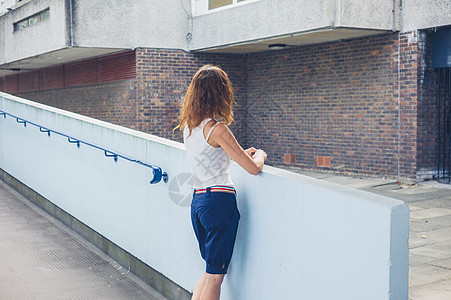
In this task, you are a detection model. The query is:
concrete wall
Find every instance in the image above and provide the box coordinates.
[189,0,396,51]
[190,0,332,50]
[2,0,450,66]
[402,0,451,32]
[0,0,190,65]
[73,0,189,49]
[0,0,68,64]
[338,0,397,30]
[0,92,409,299]
[0,0,17,14]
[0,9,5,64]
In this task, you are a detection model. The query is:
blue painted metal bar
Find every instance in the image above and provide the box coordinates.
[39,127,51,137]
[0,109,168,184]
[16,118,27,127]
[104,151,118,162]
[67,137,81,148]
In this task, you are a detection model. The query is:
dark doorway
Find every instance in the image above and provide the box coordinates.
[437,67,451,183]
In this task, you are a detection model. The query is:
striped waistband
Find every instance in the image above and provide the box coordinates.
[194,185,235,195]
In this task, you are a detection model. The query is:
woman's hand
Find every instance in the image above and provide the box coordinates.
[253,149,267,161]
[244,147,257,157]
[210,124,267,175]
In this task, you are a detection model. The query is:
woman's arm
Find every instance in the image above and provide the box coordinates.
[208,123,267,175]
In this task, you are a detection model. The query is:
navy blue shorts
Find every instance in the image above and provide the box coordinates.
[191,186,240,274]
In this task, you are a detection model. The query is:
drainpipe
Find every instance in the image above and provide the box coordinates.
[392,0,396,32]
[397,0,402,182]
[65,0,74,47]
[331,0,341,28]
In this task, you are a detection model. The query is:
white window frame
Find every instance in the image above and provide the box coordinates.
[193,0,259,16]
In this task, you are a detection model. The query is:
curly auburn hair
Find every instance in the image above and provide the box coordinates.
[175,65,234,135]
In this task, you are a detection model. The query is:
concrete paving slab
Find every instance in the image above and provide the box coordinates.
[316,176,391,189]
[390,190,450,203]
[0,181,168,300]
[409,279,451,300]
[414,226,451,244]
[409,205,426,211]
[420,181,451,190]
[362,184,451,204]
[410,208,451,220]
[409,253,438,266]
[406,198,451,209]
[430,257,451,270]
[409,232,436,249]
[409,215,451,232]
[410,245,451,260]
[409,264,451,287]
[392,186,437,195]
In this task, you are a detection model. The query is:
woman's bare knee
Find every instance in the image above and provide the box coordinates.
[205,273,224,285]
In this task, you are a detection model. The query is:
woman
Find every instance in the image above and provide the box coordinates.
[175,65,267,300]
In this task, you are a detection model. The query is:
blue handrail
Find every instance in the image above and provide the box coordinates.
[0,110,168,184]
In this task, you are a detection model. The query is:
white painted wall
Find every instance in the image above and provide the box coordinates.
[0,92,409,299]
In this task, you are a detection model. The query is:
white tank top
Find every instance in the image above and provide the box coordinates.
[184,118,234,189]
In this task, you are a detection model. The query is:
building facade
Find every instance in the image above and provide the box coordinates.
[1,0,450,182]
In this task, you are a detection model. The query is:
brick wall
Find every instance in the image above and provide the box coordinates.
[15,49,247,145]
[397,31,420,181]
[8,32,437,181]
[246,34,404,179]
[17,80,138,130]
[134,49,247,144]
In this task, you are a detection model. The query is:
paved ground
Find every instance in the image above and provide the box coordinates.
[0,180,168,300]
[1,170,451,299]
[294,170,451,300]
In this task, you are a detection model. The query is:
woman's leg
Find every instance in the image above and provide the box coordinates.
[192,273,207,300]
[192,273,224,300]
[199,273,224,300]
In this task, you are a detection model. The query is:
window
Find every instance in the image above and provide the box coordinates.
[13,8,49,31]
[194,0,252,15]
[28,14,39,26]
[15,19,28,30]
[209,0,232,10]
[209,0,246,10]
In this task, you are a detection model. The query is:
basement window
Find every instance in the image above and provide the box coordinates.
[14,8,49,31]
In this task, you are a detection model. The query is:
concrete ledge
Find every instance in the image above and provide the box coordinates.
[0,168,191,300]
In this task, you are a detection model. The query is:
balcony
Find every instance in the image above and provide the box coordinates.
[0,0,187,77]
[189,0,398,53]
